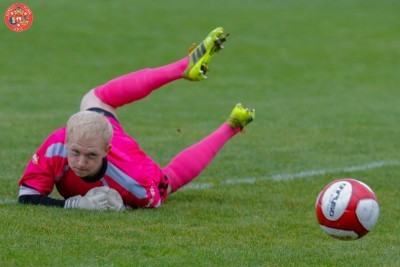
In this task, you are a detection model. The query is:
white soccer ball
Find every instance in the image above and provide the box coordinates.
[315,178,379,240]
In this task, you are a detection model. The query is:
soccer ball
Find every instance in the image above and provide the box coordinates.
[315,178,379,240]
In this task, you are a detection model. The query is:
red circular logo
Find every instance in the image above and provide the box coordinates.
[4,3,33,32]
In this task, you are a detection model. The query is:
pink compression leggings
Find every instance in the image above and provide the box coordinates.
[94,57,239,192]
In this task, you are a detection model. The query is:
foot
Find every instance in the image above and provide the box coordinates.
[182,27,229,81]
[227,103,255,130]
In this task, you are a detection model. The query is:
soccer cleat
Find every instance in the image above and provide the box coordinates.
[182,27,229,81]
[227,103,255,130]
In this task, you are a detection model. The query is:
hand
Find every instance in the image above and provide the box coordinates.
[64,192,108,211]
[86,186,126,211]
[106,188,126,211]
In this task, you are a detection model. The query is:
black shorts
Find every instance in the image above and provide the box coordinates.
[87,107,119,122]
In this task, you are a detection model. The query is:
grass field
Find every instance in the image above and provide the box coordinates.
[1,0,400,266]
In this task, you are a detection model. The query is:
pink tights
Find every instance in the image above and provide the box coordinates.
[94,57,239,192]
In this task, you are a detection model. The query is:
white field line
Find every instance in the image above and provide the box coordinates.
[1,160,399,203]
[0,198,17,204]
[183,160,400,190]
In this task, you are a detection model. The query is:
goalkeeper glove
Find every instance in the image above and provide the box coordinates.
[85,186,126,211]
[106,188,126,211]
[64,191,108,211]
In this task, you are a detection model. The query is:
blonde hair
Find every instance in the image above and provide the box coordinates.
[66,111,113,147]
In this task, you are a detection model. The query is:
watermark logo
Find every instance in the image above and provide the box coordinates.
[4,3,33,32]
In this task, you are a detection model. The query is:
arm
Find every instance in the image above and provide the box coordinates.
[18,130,120,211]
[18,184,65,207]
[18,128,67,201]
[18,184,110,210]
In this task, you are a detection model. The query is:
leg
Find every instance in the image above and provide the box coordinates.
[163,103,255,193]
[80,89,117,115]
[80,27,228,112]
[85,57,189,110]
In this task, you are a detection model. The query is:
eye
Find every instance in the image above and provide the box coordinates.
[71,150,80,156]
[88,153,98,159]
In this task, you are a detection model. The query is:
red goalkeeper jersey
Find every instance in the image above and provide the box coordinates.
[19,116,167,208]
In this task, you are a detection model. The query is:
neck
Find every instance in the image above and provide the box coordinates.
[79,158,108,183]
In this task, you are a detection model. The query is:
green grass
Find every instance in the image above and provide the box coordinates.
[1,0,400,266]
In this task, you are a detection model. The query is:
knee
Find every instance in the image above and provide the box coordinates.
[80,90,96,111]
[80,89,116,116]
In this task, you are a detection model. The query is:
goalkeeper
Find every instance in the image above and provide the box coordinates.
[18,27,255,211]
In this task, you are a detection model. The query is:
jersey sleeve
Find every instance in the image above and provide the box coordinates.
[19,128,67,196]
[141,182,162,208]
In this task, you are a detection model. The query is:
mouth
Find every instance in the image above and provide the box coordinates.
[73,167,87,175]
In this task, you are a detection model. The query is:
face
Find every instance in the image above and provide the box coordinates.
[66,136,110,178]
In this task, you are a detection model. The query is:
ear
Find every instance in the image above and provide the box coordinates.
[104,144,112,155]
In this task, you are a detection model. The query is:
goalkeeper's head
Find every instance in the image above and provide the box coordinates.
[65,111,113,178]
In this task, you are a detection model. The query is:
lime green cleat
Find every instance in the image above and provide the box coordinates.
[227,103,256,130]
[182,27,229,81]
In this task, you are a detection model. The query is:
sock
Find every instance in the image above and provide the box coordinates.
[163,123,241,192]
[94,57,189,107]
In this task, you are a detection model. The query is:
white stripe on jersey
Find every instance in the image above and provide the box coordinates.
[18,184,41,196]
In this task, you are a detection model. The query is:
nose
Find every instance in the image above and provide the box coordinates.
[76,155,87,168]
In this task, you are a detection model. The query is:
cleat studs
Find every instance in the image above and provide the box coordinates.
[200,64,208,74]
